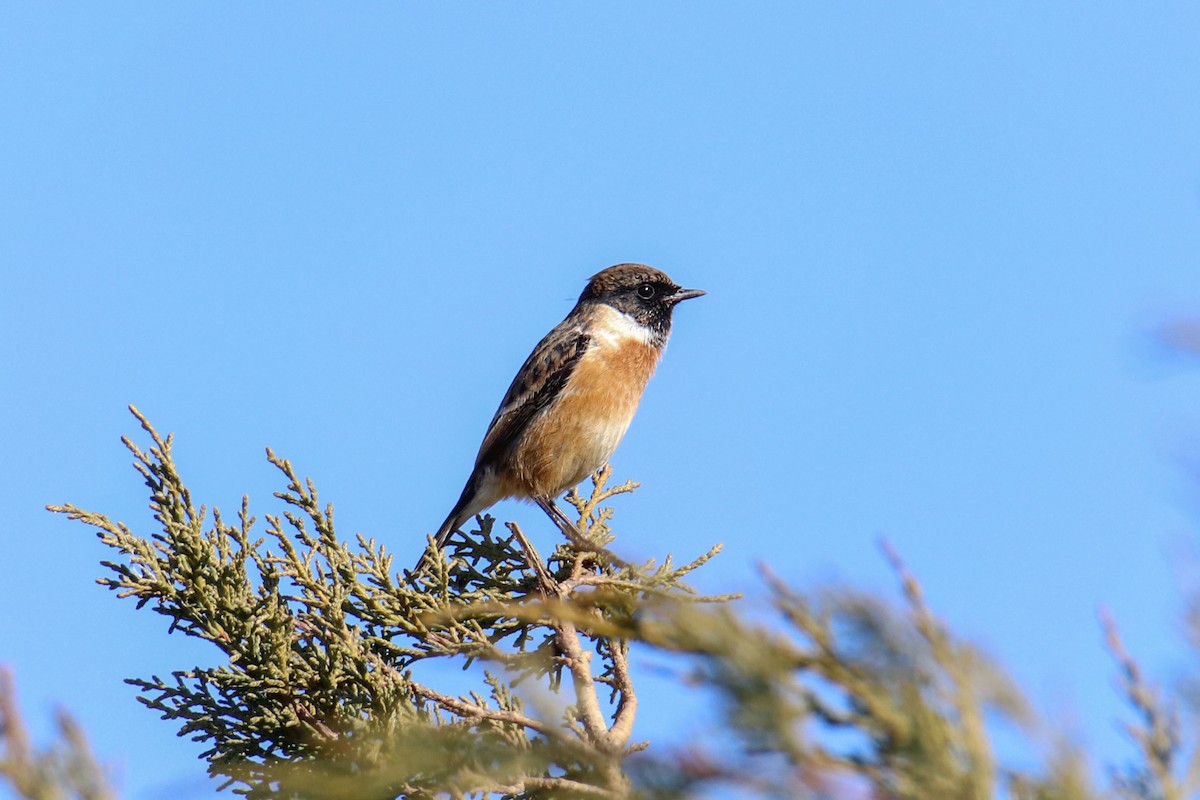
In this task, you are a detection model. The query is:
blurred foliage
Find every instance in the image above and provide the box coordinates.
[12,406,1199,798]
[0,667,115,800]
[1160,320,1200,359]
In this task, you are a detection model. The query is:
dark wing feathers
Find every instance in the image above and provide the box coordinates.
[416,319,592,572]
[474,322,591,469]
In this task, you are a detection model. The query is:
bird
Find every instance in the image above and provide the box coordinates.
[417,263,704,571]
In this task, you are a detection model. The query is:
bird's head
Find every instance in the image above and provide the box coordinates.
[579,263,704,341]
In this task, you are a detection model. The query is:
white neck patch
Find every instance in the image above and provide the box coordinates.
[593,304,660,347]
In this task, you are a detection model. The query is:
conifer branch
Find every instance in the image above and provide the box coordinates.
[48,409,727,798]
[46,408,1175,799]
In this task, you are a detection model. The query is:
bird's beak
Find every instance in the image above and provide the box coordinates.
[667,287,706,304]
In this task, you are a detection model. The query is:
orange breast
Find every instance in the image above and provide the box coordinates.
[501,338,661,499]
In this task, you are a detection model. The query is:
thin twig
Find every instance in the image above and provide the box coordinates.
[410,683,557,738]
[506,521,559,598]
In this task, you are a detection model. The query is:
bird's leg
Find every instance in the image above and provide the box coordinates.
[535,496,631,569]
[535,496,589,546]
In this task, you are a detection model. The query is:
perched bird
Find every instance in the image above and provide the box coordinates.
[418,263,704,569]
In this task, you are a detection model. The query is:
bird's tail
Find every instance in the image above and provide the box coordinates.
[412,475,482,574]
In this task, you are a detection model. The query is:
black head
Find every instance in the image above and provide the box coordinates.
[578,263,704,340]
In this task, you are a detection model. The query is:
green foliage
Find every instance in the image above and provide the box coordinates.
[47,408,726,799]
[17,406,1200,799]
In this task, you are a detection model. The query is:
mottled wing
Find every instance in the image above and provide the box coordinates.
[475,319,592,469]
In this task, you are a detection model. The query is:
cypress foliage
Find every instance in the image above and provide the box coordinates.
[0,407,1190,798]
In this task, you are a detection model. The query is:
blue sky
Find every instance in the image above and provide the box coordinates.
[3,3,1200,797]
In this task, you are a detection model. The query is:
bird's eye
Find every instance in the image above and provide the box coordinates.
[636,283,656,300]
